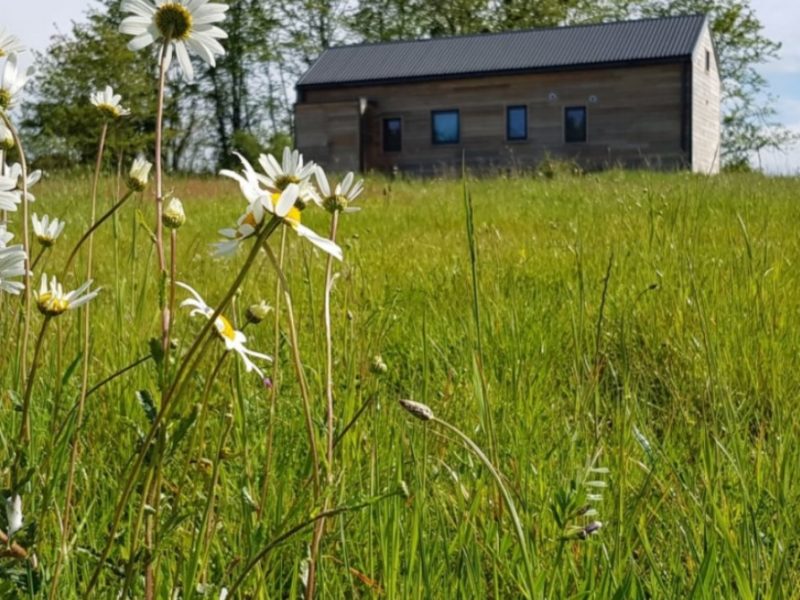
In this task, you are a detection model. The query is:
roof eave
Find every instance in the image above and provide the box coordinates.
[296,55,694,92]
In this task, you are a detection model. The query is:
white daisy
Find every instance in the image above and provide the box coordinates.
[0,223,13,248]
[0,54,32,111]
[32,213,65,247]
[5,494,23,537]
[5,161,42,203]
[35,274,100,317]
[257,148,319,207]
[128,155,153,191]
[0,30,25,58]
[219,157,342,260]
[0,244,27,295]
[315,167,364,213]
[90,85,131,119]
[120,0,229,82]
[0,173,19,211]
[176,281,272,378]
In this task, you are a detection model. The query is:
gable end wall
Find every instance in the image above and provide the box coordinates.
[691,23,721,173]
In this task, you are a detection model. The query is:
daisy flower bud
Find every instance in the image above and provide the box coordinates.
[162,197,185,229]
[399,399,434,422]
[246,300,272,325]
[0,121,13,151]
[5,494,22,537]
[128,155,152,191]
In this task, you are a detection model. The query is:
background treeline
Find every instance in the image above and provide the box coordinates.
[21,0,795,171]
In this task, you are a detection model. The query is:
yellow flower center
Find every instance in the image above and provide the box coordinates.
[96,102,121,120]
[0,89,11,111]
[37,292,68,316]
[155,3,193,41]
[270,193,301,224]
[242,210,259,229]
[274,175,300,190]
[215,315,236,341]
[37,235,55,248]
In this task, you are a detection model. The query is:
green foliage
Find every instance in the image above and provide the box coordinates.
[22,8,159,166]
[2,171,800,596]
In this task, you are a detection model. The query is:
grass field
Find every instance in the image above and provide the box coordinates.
[2,169,800,598]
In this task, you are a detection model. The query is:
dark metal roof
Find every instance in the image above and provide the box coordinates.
[297,14,707,89]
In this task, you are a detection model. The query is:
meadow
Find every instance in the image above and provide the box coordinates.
[2,169,800,598]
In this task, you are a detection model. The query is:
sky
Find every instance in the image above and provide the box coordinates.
[4,0,800,174]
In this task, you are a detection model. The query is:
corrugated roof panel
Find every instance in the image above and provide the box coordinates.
[297,14,707,88]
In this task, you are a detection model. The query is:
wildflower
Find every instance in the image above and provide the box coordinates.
[245,300,272,324]
[0,223,13,247]
[0,120,13,150]
[127,155,152,191]
[218,160,342,260]
[5,494,22,537]
[90,85,130,119]
[315,167,364,214]
[32,213,65,247]
[258,147,316,192]
[0,173,19,211]
[0,54,32,111]
[177,281,272,378]
[0,30,25,58]
[0,244,26,295]
[399,399,434,422]
[35,274,100,317]
[370,354,387,374]
[162,197,185,229]
[120,0,228,81]
[5,161,42,203]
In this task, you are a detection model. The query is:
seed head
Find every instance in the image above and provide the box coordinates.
[370,354,388,374]
[399,399,434,422]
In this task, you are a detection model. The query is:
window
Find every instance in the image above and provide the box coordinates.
[431,110,460,144]
[564,106,587,143]
[705,49,711,71]
[506,105,527,141]
[383,117,402,152]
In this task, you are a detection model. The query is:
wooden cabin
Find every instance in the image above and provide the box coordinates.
[294,14,721,175]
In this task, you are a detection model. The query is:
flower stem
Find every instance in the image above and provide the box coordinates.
[62,189,134,277]
[431,416,536,598]
[258,227,286,517]
[155,41,169,357]
[15,316,51,482]
[1,114,32,395]
[306,210,340,599]
[51,121,108,597]
[263,242,321,498]
[84,217,281,595]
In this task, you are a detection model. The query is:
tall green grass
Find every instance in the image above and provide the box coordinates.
[2,169,799,598]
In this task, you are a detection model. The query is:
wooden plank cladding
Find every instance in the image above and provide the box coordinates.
[294,18,721,175]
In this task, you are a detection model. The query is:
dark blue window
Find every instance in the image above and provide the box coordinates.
[564,106,587,143]
[506,105,527,140]
[431,110,460,144]
[383,118,402,152]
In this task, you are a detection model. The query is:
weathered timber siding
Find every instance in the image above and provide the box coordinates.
[295,100,361,172]
[296,63,690,174]
[691,24,721,173]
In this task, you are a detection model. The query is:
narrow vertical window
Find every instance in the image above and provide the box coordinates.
[705,49,711,71]
[431,110,460,144]
[564,106,587,143]
[383,117,402,152]
[506,105,527,141]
